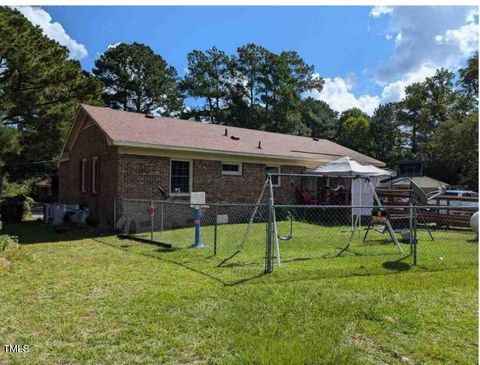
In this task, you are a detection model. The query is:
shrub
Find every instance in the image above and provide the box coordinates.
[0,195,34,224]
[0,234,30,274]
[1,175,36,199]
[0,234,18,252]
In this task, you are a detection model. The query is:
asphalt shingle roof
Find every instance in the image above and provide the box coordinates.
[81,104,384,166]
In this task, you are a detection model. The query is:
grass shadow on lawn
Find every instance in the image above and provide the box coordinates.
[9,220,477,288]
[94,235,421,288]
[93,236,268,287]
[3,221,104,244]
[382,255,412,272]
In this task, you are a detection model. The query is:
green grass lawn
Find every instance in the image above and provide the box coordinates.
[0,221,477,364]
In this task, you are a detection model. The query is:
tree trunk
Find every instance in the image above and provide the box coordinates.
[215,97,220,122]
[208,97,214,123]
[411,124,417,155]
[0,165,3,198]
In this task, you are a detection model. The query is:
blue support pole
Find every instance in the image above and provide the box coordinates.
[191,205,206,248]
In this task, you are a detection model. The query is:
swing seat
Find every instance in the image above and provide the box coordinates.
[277,211,294,241]
[371,224,387,234]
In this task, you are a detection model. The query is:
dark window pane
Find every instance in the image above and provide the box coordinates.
[222,163,240,172]
[171,160,190,193]
[266,166,279,185]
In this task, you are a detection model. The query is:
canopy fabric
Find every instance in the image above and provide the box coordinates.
[306,157,392,178]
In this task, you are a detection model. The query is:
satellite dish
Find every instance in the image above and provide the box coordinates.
[410,179,428,205]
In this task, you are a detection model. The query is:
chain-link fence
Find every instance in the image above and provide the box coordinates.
[268,204,478,275]
[112,198,269,276]
[111,198,477,281]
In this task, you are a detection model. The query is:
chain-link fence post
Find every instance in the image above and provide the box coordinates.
[113,197,117,233]
[213,204,218,256]
[409,202,414,259]
[265,198,274,273]
[413,205,418,265]
[150,199,154,242]
[160,200,164,232]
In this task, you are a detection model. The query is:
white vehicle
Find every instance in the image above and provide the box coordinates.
[427,190,479,208]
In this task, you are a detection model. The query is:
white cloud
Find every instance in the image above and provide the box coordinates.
[107,42,121,50]
[311,7,479,112]
[434,22,478,55]
[368,6,479,103]
[12,6,88,60]
[370,6,393,18]
[380,64,437,103]
[306,76,380,115]
[373,6,478,83]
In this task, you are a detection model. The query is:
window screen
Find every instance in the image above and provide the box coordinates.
[171,160,191,194]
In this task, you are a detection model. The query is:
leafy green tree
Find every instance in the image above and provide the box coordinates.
[336,111,372,155]
[93,42,183,115]
[0,7,102,128]
[423,69,456,125]
[369,103,406,166]
[181,47,229,123]
[0,7,102,191]
[398,69,457,159]
[228,43,268,128]
[458,52,478,100]
[397,82,432,157]
[300,98,337,139]
[335,108,367,139]
[226,43,323,134]
[427,111,478,189]
[336,108,372,154]
[0,126,18,196]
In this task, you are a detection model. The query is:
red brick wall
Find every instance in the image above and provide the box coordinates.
[58,124,118,229]
[115,155,305,203]
[60,135,307,230]
[116,154,170,200]
[193,160,304,203]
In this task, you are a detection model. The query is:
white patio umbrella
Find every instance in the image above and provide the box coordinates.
[307,156,393,232]
[306,156,392,177]
[306,157,402,253]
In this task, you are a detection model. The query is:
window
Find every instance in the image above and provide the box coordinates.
[92,157,99,194]
[222,162,242,176]
[80,159,87,193]
[170,160,191,195]
[266,165,281,187]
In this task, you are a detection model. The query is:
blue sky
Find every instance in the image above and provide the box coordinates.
[14,6,479,114]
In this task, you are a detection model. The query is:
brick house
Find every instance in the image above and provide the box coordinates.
[58,104,384,230]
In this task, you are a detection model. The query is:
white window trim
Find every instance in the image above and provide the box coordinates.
[221,162,242,176]
[266,165,281,187]
[92,157,98,194]
[81,159,87,193]
[170,159,193,196]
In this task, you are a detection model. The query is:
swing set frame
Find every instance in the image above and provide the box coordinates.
[234,172,405,272]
